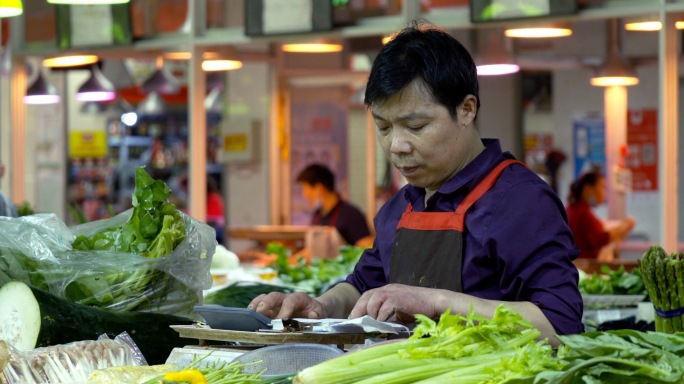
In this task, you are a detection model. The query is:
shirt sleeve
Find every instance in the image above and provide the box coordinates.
[581,208,611,250]
[480,179,584,335]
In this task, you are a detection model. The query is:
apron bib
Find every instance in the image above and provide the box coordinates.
[389,159,524,292]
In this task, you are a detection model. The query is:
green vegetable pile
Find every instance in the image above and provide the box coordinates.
[267,242,363,295]
[67,167,187,310]
[295,305,562,384]
[639,244,684,333]
[518,330,684,383]
[204,282,295,308]
[578,264,646,296]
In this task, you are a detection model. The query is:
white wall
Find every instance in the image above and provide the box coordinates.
[225,62,272,252]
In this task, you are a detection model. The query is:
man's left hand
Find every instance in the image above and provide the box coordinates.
[348,283,448,322]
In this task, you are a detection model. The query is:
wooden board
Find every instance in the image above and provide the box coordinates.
[172,325,382,347]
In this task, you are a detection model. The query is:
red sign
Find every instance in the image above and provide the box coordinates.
[627,109,658,191]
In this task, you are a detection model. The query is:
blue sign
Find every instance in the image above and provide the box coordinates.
[573,113,606,179]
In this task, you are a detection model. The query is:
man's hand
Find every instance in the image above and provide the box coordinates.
[349,284,448,322]
[248,292,327,319]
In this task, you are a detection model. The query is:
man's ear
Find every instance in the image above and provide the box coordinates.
[459,95,478,125]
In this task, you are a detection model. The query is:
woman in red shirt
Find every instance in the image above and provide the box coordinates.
[566,170,635,260]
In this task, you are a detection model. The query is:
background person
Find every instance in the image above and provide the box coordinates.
[296,163,373,247]
[250,22,583,345]
[566,169,636,262]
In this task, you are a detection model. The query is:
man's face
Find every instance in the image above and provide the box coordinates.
[301,183,320,207]
[371,78,477,190]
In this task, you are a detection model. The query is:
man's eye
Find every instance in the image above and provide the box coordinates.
[409,125,426,130]
[377,126,390,132]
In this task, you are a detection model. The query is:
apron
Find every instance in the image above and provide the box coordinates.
[389,159,524,292]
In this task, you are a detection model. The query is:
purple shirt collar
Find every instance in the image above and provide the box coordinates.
[403,139,512,209]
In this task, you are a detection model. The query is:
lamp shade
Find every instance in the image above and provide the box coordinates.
[137,91,166,115]
[47,0,129,4]
[505,22,573,38]
[141,67,180,95]
[591,20,639,87]
[24,71,61,105]
[475,30,520,76]
[77,65,116,102]
[0,0,22,17]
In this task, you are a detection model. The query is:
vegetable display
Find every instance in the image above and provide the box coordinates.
[268,243,363,295]
[0,167,215,318]
[578,264,646,296]
[511,330,684,383]
[0,274,195,365]
[294,305,561,384]
[639,244,684,333]
[204,282,295,308]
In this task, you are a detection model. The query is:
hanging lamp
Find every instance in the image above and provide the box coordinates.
[505,21,573,38]
[624,14,684,31]
[137,91,166,116]
[591,19,639,87]
[47,0,129,4]
[24,69,61,105]
[141,57,180,95]
[475,29,520,76]
[76,64,116,102]
[0,0,23,17]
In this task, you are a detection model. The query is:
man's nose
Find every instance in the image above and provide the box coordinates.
[389,131,412,154]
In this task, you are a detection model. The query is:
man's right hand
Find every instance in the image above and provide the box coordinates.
[248,292,327,319]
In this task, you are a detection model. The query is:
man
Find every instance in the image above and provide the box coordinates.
[296,163,372,247]
[250,23,583,345]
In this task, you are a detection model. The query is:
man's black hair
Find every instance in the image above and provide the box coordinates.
[364,20,480,118]
[296,163,335,191]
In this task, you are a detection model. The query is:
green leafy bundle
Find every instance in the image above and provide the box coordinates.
[295,305,562,384]
[516,330,684,383]
[267,242,363,295]
[579,264,646,296]
[638,244,684,333]
[68,167,187,310]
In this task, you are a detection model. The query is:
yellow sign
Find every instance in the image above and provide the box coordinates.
[223,133,249,152]
[69,131,107,158]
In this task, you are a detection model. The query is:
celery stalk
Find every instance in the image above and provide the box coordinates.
[351,360,493,384]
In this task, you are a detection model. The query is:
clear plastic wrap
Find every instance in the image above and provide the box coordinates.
[1,333,146,384]
[0,210,215,318]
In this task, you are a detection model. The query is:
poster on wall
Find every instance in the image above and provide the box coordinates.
[573,112,606,179]
[290,91,348,225]
[626,109,658,191]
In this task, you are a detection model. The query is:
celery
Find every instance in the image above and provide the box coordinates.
[295,305,558,384]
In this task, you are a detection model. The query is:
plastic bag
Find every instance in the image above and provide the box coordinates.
[87,364,178,384]
[1,333,146,384]
[0,210,215,318]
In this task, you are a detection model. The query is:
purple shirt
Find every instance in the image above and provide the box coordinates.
[346,139,584,335]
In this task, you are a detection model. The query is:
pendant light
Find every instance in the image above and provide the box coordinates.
[505,21,573,38]
[43,54,99,69]
[76,64,116,102]
[141,57,180,95]
[475,29,520,76]
[137,91,166,116]
[24,69,61,105]
[624,14,684,31]
[47,0,129,4]
[0,0,23,17]
[590,19,639,87]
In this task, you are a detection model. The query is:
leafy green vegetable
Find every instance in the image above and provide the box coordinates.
[295,305,562,384]
[204,282,295,307]
[520,330,684,383]
[579,264,646,296]
[267,242,363,295]
[68,167,186,310]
